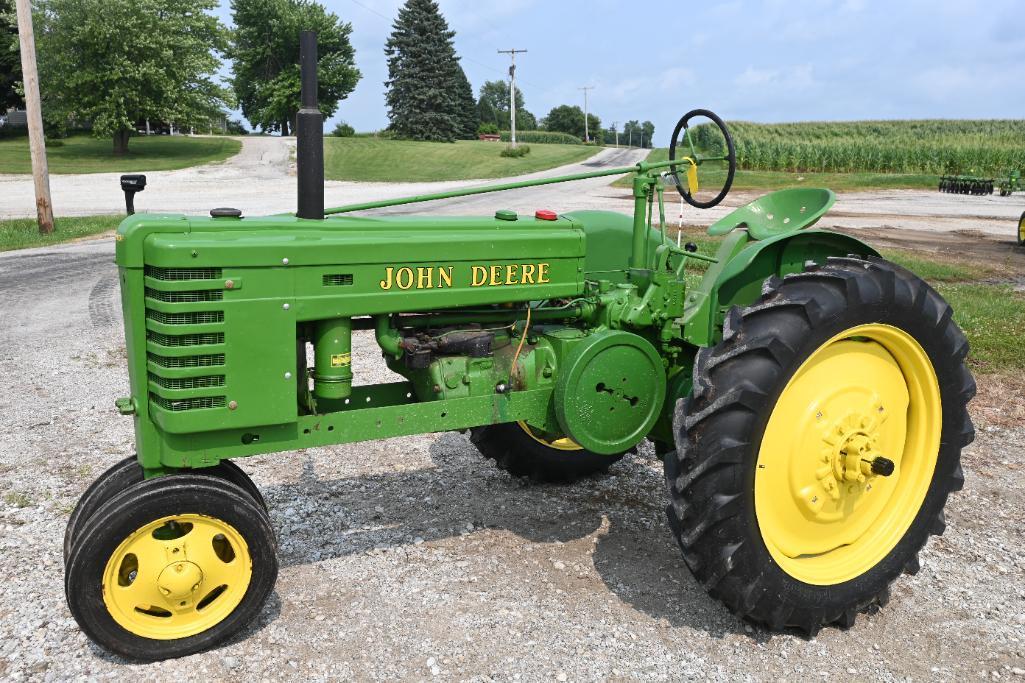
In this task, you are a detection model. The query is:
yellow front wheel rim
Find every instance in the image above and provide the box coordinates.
[755,324,941,585]
[516,421,584,451]
[1018,213,1025,244]
[102,514,252,639]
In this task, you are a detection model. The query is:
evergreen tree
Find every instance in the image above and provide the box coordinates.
[453,64,478,139]
[384,0,465,142]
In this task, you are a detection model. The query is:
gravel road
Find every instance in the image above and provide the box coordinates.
[1,155,1024,680]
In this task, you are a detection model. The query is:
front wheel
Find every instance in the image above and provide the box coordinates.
[665,256,975,635]
[1018,211,1025,246]
[64,474,278,660]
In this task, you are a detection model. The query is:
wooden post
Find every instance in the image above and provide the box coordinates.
[14,0,54,234]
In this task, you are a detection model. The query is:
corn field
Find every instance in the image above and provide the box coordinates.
[690,120,1025,175]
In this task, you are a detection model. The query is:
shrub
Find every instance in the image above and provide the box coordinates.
[500,144,530,158]
[332,121,356,137]
[478,122,499,135]
[499,130,581,145]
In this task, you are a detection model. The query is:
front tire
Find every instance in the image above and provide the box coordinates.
[64,457,268,564]
[65,474,278,660]
[1017,211,1024,246]
[664,256,975,635]
[470,422,625,483]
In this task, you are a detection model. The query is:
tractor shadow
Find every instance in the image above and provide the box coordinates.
[255,431,757,640]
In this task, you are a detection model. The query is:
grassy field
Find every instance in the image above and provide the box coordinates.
[323,138,596,182]
[693,119,1025,176]
[0,215,119,251]
[614,147,936,191]
[0,135,241,175]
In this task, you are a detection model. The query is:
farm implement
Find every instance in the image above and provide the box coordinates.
[63,32,975,660]
[997,170,1022,197]
[938,174,993,195]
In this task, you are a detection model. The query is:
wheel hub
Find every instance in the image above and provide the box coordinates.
[156,561,204,601]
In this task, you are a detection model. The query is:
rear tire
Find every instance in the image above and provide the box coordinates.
[470,422,625,483]
[64,456,267,564]
[1018,211,1025,246]
[664,256,974,635]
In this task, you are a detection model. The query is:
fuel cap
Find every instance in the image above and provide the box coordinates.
[535,209,558,221]
[210,207,242,218]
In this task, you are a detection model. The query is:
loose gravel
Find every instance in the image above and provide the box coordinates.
[0,227,1023,682]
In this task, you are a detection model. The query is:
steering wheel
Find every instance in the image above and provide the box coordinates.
[668,109,737,209]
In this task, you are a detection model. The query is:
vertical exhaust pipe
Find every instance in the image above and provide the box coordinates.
[296,30,324,219]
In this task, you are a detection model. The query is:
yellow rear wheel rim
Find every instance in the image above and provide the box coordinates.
[755,324,941,585]
[1018,214,1025,244]
[516,421,584,451]
[102,514,252,639]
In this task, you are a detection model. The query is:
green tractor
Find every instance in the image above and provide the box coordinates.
[63,33,975,660]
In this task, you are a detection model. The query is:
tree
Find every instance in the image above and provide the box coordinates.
[623,120,642,146]
[641,120,655,149]
[385,0,470,142]
[35,0,230,154]
[453,64,478,140]
[476,79,535,131]
[0,0,21,112]
[230,0,360,136]
[541,104,600,142]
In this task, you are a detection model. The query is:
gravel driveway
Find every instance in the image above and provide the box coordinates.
[2,186,1024,680]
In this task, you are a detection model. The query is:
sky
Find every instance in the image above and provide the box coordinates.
[213,0,1025,146]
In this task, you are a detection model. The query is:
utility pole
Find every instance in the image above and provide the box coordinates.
[14,0,54,234]
[578,86,594,143]
[611,121,619,147]
[498,48,527,149]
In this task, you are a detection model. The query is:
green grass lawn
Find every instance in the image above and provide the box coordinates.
[0,135,242,174]
[615,148,937,192]
[668,225,1024,373]
[0,215,119,251]
[323,138,596,182]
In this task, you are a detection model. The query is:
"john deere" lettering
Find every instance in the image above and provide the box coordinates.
[379,263,551,290]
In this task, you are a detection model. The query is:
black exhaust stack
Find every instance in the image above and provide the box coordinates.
[296,30,324,219]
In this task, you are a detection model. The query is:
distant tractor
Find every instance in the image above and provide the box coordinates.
[998,170,1022,197]
[62,32,976,660]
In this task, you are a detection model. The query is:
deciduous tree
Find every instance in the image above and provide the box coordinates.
[35,0,231,154]
[541,104,600,142]
[476,79,535,130]
[230,0,360,136]
[0,0,20,112]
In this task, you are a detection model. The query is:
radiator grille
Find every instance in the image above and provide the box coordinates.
[145,287,223,303]
[149,353,225,368]
[146,310,224,325]
[150,394,226,411]
[148,373,225,390]
[145,266,223,281]
[147,331,224,347]
[323,273,354,286]
[145,270,228,413]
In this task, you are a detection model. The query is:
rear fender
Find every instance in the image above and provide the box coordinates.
[682,229,878,347]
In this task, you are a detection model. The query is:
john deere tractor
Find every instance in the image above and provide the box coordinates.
[63,33,975,660]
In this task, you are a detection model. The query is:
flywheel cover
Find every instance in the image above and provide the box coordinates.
[554,331,666,454]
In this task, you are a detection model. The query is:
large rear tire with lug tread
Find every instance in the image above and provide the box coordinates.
[63,456,267,564]
[470,422,626,483]
[64,474,278,661]
[664,255,975,636]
